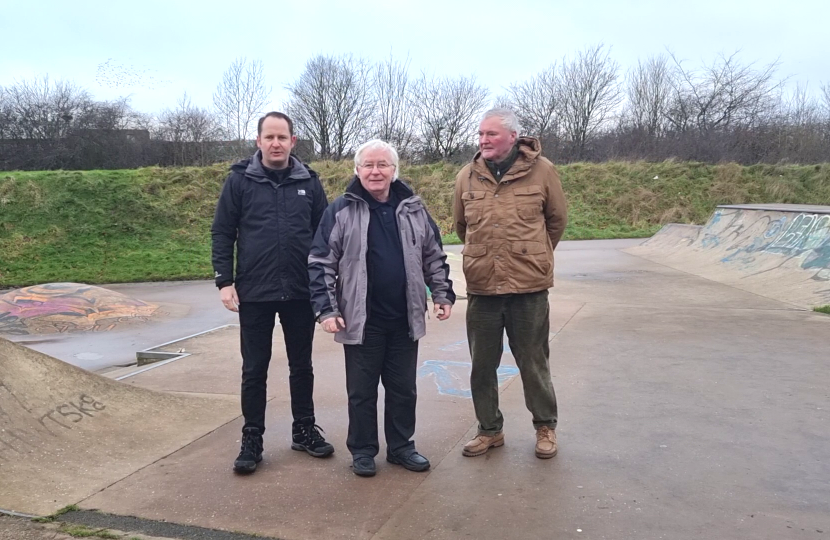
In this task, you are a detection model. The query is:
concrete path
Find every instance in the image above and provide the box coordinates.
[2,238,829,539]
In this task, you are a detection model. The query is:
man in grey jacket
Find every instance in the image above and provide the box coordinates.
[308,139,455,477]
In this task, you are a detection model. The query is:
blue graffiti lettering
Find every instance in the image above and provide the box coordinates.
[417,360,520,398]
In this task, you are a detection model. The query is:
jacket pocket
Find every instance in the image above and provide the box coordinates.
[511,241,546,256]
[286,185,313,223]
[403,210,425,248]
[337,257,360,330]
[462,244,487,257]
[462,190,486,224]
[462,243,489,288]
[462,190,487,202]
[510,241,550,283]
[514,185,543,221]
[514,185,543,197]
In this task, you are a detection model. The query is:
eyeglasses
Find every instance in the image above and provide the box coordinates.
[358,162,395,171]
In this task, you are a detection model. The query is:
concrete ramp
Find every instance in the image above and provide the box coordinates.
[0,337,239,516]
[0,283,191,340]
[626,204,830,307]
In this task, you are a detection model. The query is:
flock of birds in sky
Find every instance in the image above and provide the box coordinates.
[94,58,173,91]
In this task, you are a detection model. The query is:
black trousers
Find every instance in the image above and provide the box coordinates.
[238,300,316,434]
[343,318,419,458]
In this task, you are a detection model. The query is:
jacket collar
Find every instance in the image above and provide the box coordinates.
[471,136,541,182]
[345,176,415,207]
[231,151,312,184]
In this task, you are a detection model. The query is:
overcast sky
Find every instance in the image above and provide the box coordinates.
[1,0,828,114]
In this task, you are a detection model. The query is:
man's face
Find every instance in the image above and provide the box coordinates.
[357,148,396,201]
[478,116,517,162]
[256,117,296,169]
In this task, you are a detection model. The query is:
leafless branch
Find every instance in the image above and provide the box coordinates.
[213,57,271,152]
[410,73,489,160]
[286,54,374,160]
[559,44,622,158]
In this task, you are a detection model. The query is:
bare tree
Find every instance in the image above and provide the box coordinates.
[624,54,673,137]
[665,51,781,134]
[0,77,158,169]
[159,93,223,165]
[1,76,93,139]
[820,83,830,127]
[371,54,416,156]
[213,57,271,154]
[329,56,374,159]
[504,63,560,139]
[785,83,820,127]
[287,55,332,158]
[410,74,489,160]
[69,96,150,132]
[772,83,826,162]
[559,44,622,159]
[0,85,11,139]
[286,54,374,160]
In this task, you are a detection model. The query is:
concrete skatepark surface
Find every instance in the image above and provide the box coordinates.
[626,204,830,308]
[1,233,829,539]
[1,281,238,371]
[0,338,239,516]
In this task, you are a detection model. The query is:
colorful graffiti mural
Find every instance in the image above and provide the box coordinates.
[627,205,830,306]
[0,283,159,335]
[708,209,830,280]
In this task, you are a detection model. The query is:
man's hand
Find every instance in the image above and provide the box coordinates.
[434,303,452,321]
[219,285,239,312]
[322,316,346,333]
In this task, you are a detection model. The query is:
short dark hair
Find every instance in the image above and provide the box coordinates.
[257,112,294,136]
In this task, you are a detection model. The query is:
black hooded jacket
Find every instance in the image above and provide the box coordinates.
[211,151,328,302]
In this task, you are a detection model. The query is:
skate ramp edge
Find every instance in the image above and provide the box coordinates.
[625,204,830,307]
[0,337,239,516]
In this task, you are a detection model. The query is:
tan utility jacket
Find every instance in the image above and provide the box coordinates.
[453,137,567,295]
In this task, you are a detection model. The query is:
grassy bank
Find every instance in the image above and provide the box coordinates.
[1,161,829,287]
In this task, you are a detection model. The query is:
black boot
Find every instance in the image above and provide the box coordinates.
[233,427,263,473]
[291,418,334,458]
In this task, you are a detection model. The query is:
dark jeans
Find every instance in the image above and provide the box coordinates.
[467,290,557,436]
[238,299,316,434]
[343,318,419,458]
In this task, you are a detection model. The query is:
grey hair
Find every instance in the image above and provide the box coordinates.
[481,108,520,135]
[353,139,399,180]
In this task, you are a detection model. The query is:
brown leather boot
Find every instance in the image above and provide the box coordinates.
[535,426,557,458]
[462,432,505,457]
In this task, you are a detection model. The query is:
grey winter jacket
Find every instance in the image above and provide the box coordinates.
[308,178,455,345]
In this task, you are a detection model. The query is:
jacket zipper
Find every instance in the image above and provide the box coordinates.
[406,213,416,246]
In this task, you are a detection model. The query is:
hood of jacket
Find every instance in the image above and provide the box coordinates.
[230,151,312,184]
[344,175,416,204]
[471,136,542,183]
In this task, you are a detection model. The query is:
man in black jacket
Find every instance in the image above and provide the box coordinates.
[212,112,333,474]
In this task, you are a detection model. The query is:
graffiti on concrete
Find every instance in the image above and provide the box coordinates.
[0,283,158,335]
[439,338,513,354]
[703,209,830,281]
[0,380,107,462]
[418,360,519,399]
[766,214,830,256]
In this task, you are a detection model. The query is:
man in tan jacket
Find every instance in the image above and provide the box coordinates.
[453,108,567,459]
